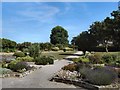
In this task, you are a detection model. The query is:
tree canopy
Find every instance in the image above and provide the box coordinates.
[72,10,120,53]
[50,26,69,45]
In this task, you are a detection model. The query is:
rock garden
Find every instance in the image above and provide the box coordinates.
[51,52,120,90]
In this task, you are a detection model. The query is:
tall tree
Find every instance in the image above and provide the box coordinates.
[2,38,17,52]
[111,11,120,48]
[74,31,97,54]
[50,26,69,45]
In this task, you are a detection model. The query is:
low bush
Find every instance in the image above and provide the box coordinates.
[102,54,117,64]
[88,53,102,64]
[16,56,34,62]
[13,51,25,57]
[79,67,117,85]
[35,56,54,65]
[55,44,64,50]
[52,47,59,51]
[8,61,29,72]
[63,47,73,52]
[62,64,77,72]
[0,68,12,74]
[47,56,54,64]
[73,57,90,63]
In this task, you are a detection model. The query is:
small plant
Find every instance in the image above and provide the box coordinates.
[88,53,102,64]
[8,61,29,72]
[16,56,34,62]
[63,47,73,52]
[0,68,12,74]
[35,56,54,65]
[52,47,59,51]
[47,56,54,64]
[73,57,90,63]
[13,51,25,57]
[62,64,77,72]
[102,54,117,64]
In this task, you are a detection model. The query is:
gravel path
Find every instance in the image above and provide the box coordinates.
[2,51,86,89]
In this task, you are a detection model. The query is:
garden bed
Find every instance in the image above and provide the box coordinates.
[51,70,119,90]
[1,65,41,78]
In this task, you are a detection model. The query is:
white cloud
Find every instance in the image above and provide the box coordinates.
[12,3,60,23]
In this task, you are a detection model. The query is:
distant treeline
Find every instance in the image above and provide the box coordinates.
[0,38,74,52]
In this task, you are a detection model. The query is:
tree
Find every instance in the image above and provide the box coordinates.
[74,31,97,55]
[88,20,114,52]
[50,26,69,45]
[2,38,17,52]
[111,11,120,48]
[17,42,32,51]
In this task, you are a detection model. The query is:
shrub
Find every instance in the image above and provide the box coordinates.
[52,47,59,51]
[13,51,25,57]
[0,68,12,74]
[47,56,54,64]
[73,57,90,63]
[55,44,64,50]
[16,56,34,62]
[35,56,54,65]
[8,61,29,72]
[28,44,41,58]
[102,54,117,64]
[79,67,117,85]
[88,53,102,64]
[63,47,73,52]
[73,58,80,63]
[7,60,20,71]
[62,64,77,72]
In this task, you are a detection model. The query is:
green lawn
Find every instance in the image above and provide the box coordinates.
[41,51,76,60]
[95,52,120,56]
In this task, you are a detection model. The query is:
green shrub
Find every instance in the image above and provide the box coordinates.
[13,51,25,57]
[8,61,29,72]
[73,58,80,63]
[7,60,20,71]
[28,44,41,58]
[79,67,117,85]
[73,57,90,63]
[88,53,102,64]
[62,64,77,72]
[47,56,54,64]
[63,47,73,52]
[55,44,64,50]
[102,54,117,64]
[16,56,34,62]
[35,56,54,65]
[0,68,12,74]
[52,47,59,51]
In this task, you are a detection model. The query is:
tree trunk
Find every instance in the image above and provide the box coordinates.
[105,45,108,53]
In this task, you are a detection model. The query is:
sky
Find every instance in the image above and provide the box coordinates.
[2,2,118,43]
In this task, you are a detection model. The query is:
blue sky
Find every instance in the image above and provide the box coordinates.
[2,2,118,43]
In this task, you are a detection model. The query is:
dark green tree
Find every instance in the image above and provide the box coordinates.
[2,38,17,52]
[50,26,69,45]
[111,11,120,48]
[17,42,32,51]
[74,31,97,55]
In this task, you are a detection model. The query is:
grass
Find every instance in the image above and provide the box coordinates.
[41,51,76,60]
[95,52,120,57]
